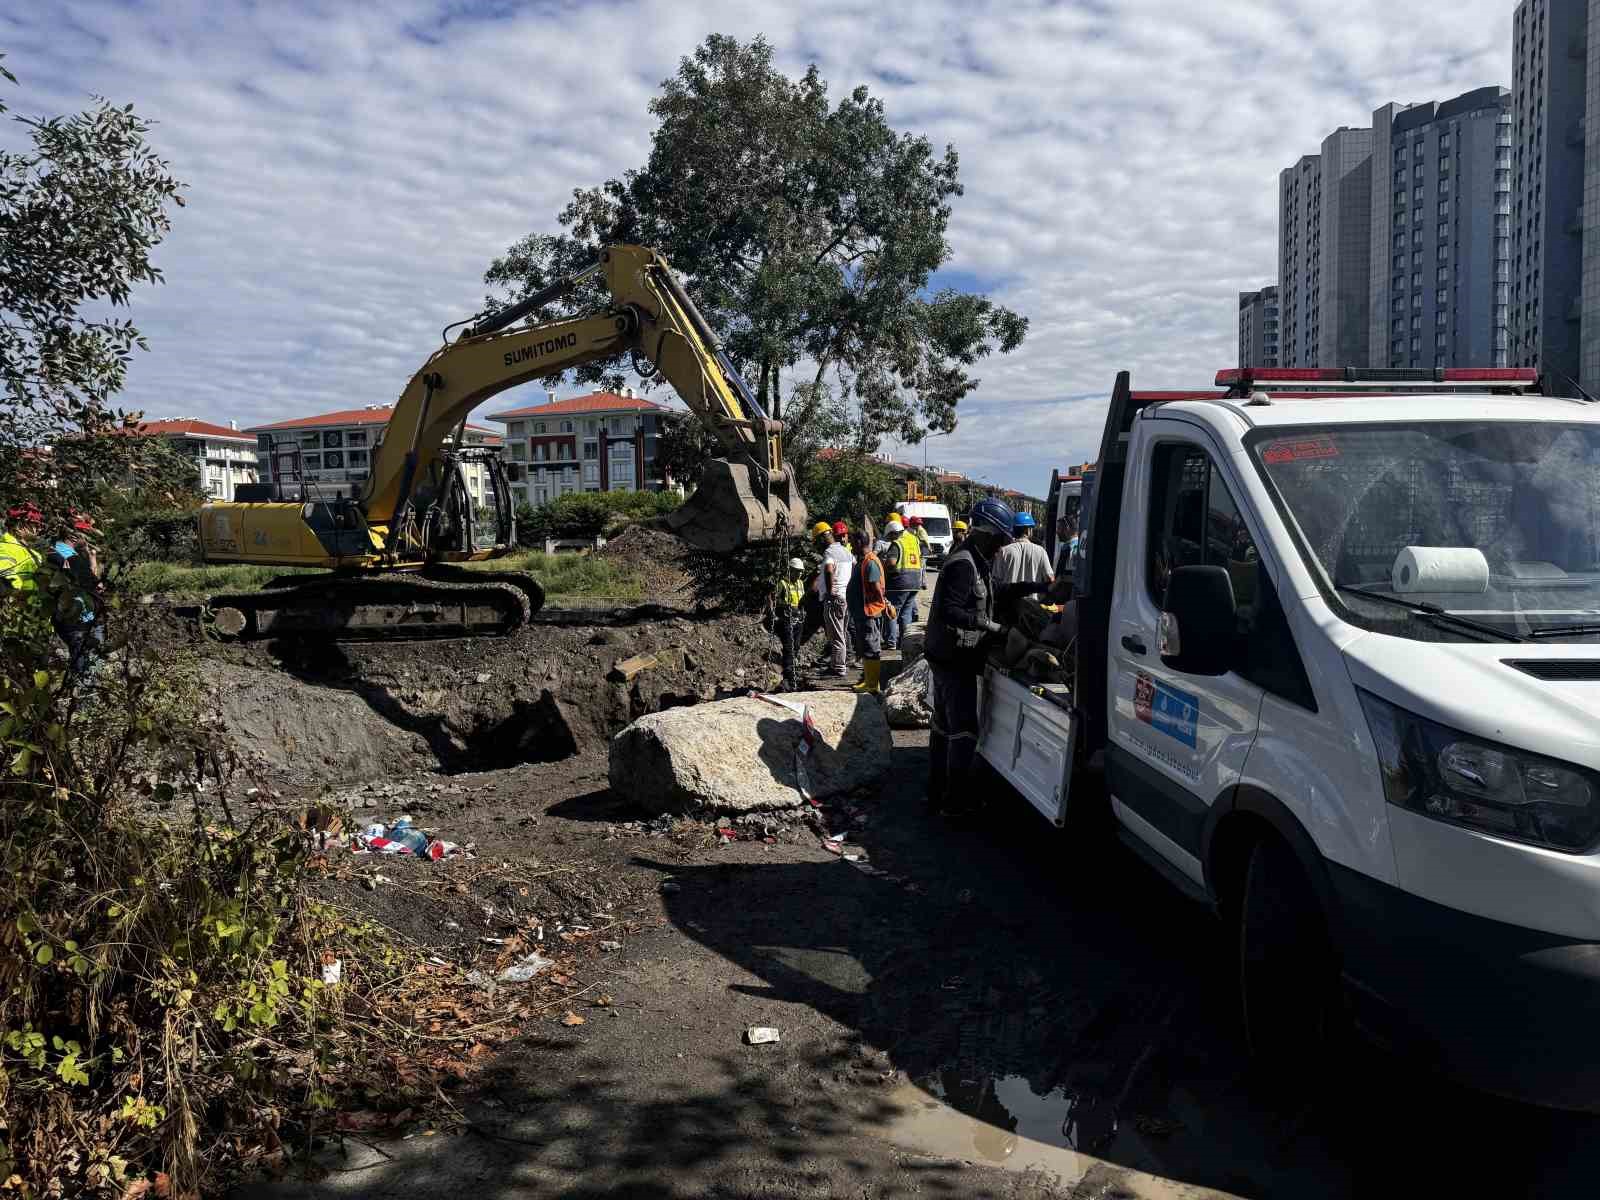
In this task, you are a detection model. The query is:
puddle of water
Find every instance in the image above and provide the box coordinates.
[883,1078,1232,1199]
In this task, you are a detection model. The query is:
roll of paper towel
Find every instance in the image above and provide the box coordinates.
[1391,546,1490,594]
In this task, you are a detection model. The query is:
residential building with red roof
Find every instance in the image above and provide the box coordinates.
[125,418,260,501]
[247,404,501,504]
[485,388,678,505]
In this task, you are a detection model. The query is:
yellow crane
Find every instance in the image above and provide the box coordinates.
[198,244,806,639]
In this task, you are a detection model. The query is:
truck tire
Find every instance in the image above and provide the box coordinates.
[1239,834,1339,1076]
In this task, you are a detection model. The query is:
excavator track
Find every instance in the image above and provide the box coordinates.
[207,570,542,641]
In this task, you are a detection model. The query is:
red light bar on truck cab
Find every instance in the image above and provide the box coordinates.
[1216,366,1541,396]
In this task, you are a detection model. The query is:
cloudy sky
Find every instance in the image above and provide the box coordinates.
[7,0,1515,494]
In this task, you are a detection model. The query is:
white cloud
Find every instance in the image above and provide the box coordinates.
[4,0,1515,493]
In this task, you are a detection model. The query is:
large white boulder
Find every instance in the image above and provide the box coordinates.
[608,691,890,814]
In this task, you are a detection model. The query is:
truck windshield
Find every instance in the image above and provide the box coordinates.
[920,517,951,537]
[1250,421,1600,642]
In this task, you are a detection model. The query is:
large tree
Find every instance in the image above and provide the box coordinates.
[484,34,1027,452]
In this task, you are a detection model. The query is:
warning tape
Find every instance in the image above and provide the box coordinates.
[750,691,822,805]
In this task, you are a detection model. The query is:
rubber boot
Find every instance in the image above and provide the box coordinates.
[852,659,883,695]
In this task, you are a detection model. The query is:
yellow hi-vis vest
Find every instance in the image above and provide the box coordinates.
[778,578,803,609]
[894,530,922,572]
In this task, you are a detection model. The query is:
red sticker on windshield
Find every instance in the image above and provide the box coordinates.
[1262,436,1340,464]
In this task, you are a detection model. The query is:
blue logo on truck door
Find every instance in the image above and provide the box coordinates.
[1134,671,1199,748]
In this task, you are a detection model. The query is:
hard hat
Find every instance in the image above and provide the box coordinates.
[908,516,923,526]
[811,520,832,537]
[968,497,1015,538]
[953,520,969,531]
[832,520,848,537]
[788,556,805,570]
[1013,511,1037,529]
[884,515,903,530]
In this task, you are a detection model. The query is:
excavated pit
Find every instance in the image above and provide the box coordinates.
[206,608,779,786]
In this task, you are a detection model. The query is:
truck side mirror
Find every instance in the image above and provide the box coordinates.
[1160,565,1237,676]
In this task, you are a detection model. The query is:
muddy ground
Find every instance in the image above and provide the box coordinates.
[208,580,1600,1199]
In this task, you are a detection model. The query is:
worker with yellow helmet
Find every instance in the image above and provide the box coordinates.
[880,512,924,652]
[951,519,969,552]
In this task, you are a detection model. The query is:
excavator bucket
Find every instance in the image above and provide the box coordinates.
[667,459,808,555]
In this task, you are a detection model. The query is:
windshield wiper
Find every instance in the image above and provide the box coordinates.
[1527,624,1600,639]
[1334,583,1527,643]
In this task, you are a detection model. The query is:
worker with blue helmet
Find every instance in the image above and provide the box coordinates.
[922,497,1049,820]
[992,508,1054,590]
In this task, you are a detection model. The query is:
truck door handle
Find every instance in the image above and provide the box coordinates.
[1121,635,1147,655]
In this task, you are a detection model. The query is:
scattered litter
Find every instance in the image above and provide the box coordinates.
[496,951,554,984]
[599,940,623,952]
[716,826,739,843]
[465,969,496,991]
[443,920,463,933]
[479,936,509,945]
[320,956,342,986]
[744,1026,781,1045]
[822,839,844,855]
[353,816,473,861]
[561,1011,586,1027]
[843,852,867,863]
[296,804,345,854]
[363,874,391,890]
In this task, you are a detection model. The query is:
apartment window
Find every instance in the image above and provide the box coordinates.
[322,430,343,449]
[582,440,598,460]
[303,454,321,471]
[1393,339,1406,355]
[560,420,574,433]
[1439,178,1451,196]
[1437,245,1449,262]
[1393,274,1406,292]
[1412,336,1422,352]
[1436,310,1448,327]
[1395,169,1406,186]
[300,433,320,450]
[347,450,368,467]
[1414,143,1424,160]
[1412,315,1422,330]
[1392,296,1405,313]
[1439,133,1451,151]
[507,421,525,438]
[1413,185,1424,201]
[534,422,547,434]
[1436,287,1449,305]
[1395,146,1406,165]
[557,443,572,461]
[1395,253,1407,270]
[1414,206,1424,223]
[1437,200,1449,217]
[1394,232,1406,249]
[1436,332,1448,350]
[509,443,526,462]
[1412,250,1423,265]
[1395,189,1406,205]
[1393,318,1406,334]
[1437,265,1449,282]
[1413,293,1423,310]
[348,430,368,448]
[583,461,599,484]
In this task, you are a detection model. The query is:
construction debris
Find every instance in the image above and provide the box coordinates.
[607,652,659,683]
[744,1027,781,1045]
[608,691,891,816]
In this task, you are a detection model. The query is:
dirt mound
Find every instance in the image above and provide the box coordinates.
[597,524,694,603]
[208,609,779,786]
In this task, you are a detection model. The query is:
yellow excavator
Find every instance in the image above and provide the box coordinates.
[197,244,807,639]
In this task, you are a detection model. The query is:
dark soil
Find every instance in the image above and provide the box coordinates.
[597,524,695,603]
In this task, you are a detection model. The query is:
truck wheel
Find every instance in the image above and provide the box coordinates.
[1239,835,1338,1076]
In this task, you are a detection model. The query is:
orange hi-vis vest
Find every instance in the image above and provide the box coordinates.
[860,549,888,617]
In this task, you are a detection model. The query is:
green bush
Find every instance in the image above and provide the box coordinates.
[516,490,679,544]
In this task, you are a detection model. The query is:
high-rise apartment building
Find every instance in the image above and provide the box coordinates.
[1238,286,1281,367]
[1279,155,1322,366]
[1511,0,1588,383]
[1278,129,1373,366]
[1369,89,1512,369]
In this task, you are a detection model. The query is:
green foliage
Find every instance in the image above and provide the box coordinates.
[483,33,1027,456]
[799,451,904,531]
[515,488,679,542]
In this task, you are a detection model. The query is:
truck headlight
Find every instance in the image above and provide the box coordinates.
[1358,689,1600,852]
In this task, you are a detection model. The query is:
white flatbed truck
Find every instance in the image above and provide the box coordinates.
[977,366,1600,1109]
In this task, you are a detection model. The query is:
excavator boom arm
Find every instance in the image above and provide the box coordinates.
[361,245,803,552]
